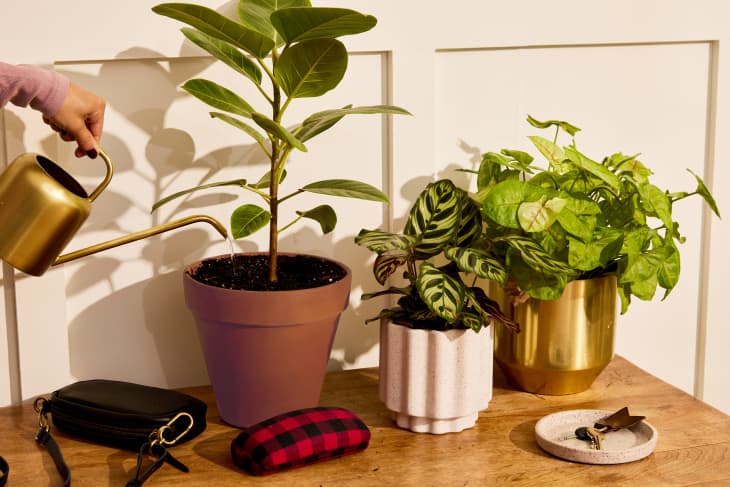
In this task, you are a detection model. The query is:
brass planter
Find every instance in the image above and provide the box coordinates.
[492,275,617,395]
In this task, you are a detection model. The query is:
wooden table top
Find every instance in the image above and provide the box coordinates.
[1,356,729,486]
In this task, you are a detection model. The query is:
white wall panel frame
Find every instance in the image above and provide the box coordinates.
[0,1,728,413]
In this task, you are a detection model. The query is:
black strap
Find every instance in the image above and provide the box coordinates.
[35,427,71,487]
[126,442,189,487]
[0,455,8,486]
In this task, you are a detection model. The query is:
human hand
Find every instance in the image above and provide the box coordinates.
[44,82,106,158]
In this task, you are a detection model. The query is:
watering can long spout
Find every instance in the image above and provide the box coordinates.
[52,215,228,267]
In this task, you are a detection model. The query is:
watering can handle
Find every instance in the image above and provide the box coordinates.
[88,148,113,202]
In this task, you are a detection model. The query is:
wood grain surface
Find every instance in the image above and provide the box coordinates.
[1,356,728,486]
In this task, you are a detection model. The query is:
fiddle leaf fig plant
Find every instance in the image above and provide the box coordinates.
[470,115,721,313]
[356,179,519,332]
[152,0,409,283]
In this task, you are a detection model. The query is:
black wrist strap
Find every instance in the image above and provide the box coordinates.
[35,427,71,487]
[0,455,9,486]
[126,442,189,487]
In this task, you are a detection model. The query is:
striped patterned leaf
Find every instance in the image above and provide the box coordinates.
[500,235,574,276]
[467,287,520,332]
[372,251,409,285]
[354,229,415,254]
[404,180,461,258]
[416,262,465,323]
[444,247,508,285]
[455,191,483,247]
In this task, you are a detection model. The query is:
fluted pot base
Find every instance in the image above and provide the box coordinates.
[393,411,479,434]
[379,320,493,434]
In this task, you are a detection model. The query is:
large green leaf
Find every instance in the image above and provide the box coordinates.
[271,7,376,43]
[556,195,601,242]
[657,237,680,295]
[455,192,482,247]
[153,3,274,58]
[567,232,623,272]
[638,182,673,230]
[302,179,388,202]
[482,179,548,229]
[526,114,581,136]
[404,180,462,258]
[296,105,411,142]
[296,204,336,234]
[444,247,507,285]
[181,28,262,85]
[151,179,247,211]
[355,229,416,254]
[274,38,347,98]
[231,204,271,238]
[251,112,307,151]
[238,0,310,45]
[518,195,566,232]
[528,135,568,172]
[416,262,465,323]
[209,112,266,147]
[373,251,409,285]
[564,146,621,192]
[183,79,254,117]
[500,235,574,276]
[687,169,721,217]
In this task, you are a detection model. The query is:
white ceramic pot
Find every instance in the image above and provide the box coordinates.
[379,320,493,434]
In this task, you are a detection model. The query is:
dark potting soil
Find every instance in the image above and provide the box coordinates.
[190,254,347,291]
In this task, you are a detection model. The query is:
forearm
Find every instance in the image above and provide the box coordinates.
[0,62,69,117]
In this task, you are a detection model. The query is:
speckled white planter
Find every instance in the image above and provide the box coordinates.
[379,320,493,434]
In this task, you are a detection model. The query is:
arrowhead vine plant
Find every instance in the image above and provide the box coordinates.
[151,0,409,284]
[471,115,720,314]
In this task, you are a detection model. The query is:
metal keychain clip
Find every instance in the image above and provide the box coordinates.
[150,412,194,448]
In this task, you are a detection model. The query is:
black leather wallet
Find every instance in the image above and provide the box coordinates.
[33,379,208,486]
[39,379,207,451]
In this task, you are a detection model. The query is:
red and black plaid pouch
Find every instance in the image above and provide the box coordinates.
[230,406,371,476]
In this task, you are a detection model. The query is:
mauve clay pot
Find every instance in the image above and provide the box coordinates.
[183,253,352,427]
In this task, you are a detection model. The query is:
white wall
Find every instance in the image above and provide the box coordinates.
[1,1,728,414]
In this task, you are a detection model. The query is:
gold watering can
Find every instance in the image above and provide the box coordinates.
[0,149,227,276]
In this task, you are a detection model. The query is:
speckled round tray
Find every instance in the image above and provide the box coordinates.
[535,409,658,464]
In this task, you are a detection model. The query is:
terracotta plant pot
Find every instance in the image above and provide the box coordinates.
[492,275,617,395]
[379,320,493,434]
[183,253,351,427]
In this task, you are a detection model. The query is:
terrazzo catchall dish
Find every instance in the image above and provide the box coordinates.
[535,409,658,464]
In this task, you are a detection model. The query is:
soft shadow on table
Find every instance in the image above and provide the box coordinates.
[193,430,242,472]
[509,419,553,458]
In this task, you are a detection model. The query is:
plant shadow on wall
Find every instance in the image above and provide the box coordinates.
[67,3,402,386]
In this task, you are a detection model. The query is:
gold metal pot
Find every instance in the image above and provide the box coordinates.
[491,275,617,395]
[0,149,226,276]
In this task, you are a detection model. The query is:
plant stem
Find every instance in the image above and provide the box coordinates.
[268,50,281,283]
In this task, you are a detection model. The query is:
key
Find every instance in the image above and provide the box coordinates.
[585,426,603,450]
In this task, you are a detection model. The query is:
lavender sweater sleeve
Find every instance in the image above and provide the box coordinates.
[0,62,69,118]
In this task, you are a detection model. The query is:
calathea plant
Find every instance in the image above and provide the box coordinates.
[470,115,720,313]
[355,179,518,332]
[152,0,409,284]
